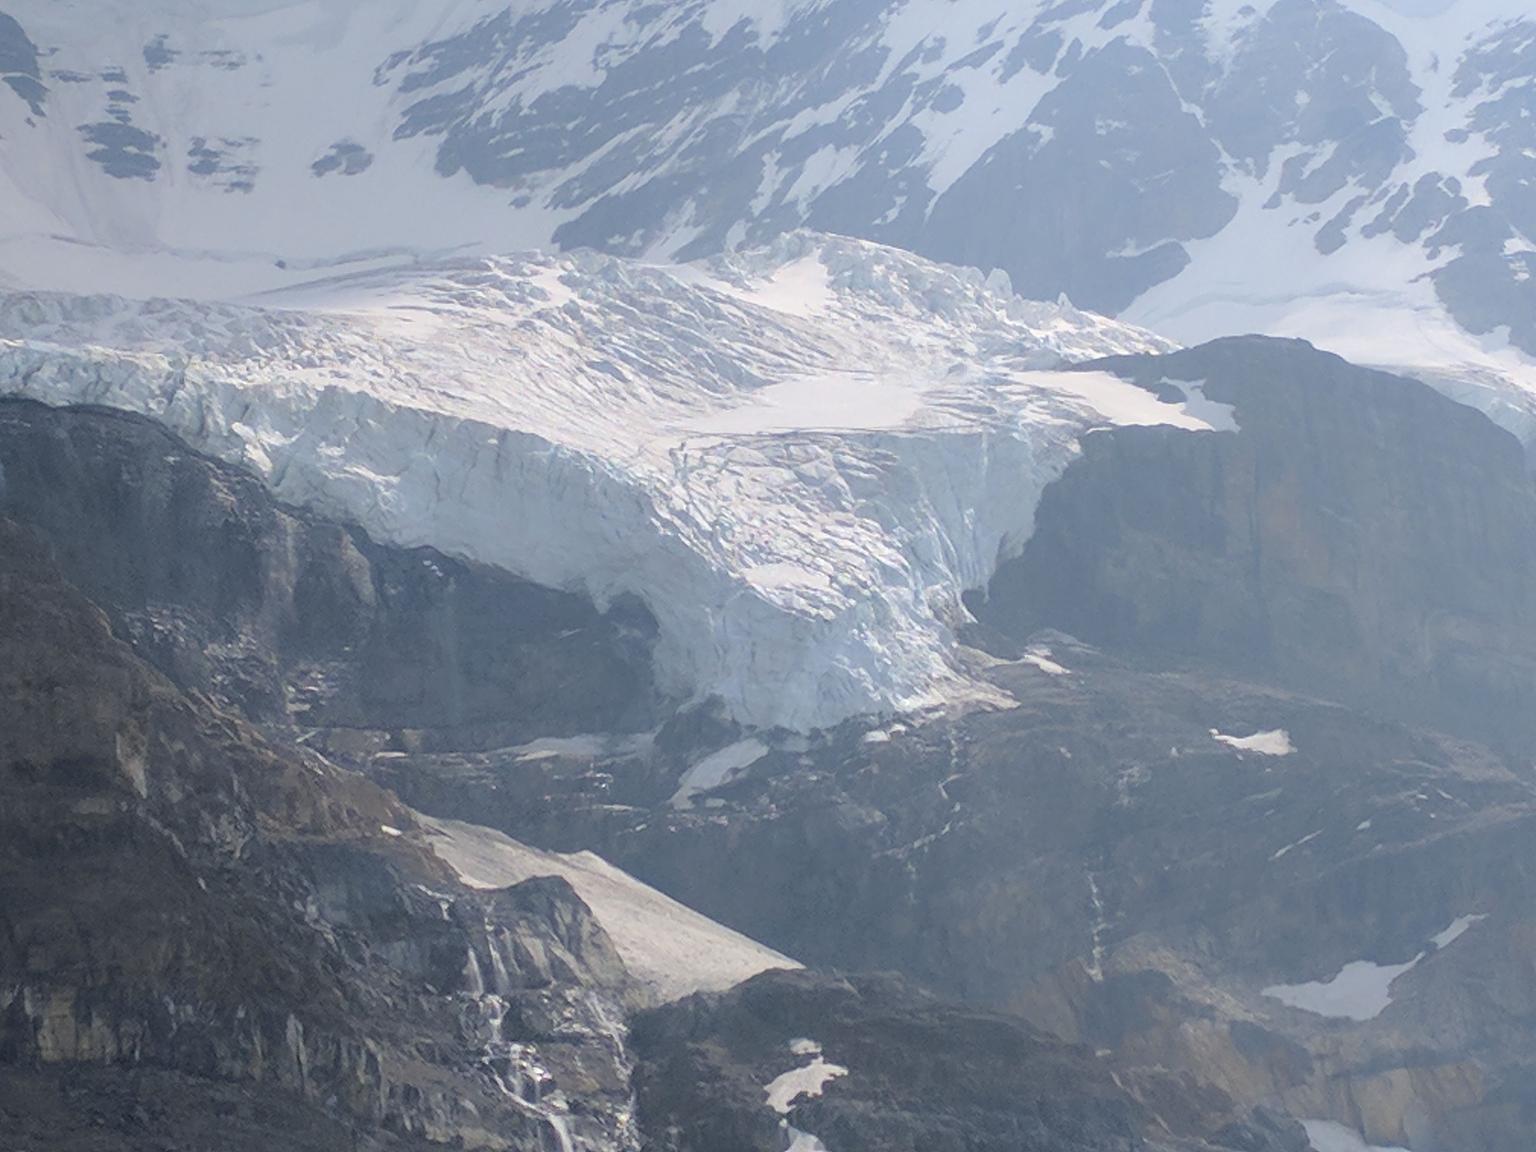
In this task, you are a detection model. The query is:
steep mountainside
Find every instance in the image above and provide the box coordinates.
[374,339,1536,1152]
[0,514,644,1151]
[0,0,1532,423]
[0,400,1310,1152]
[6,4,1536,1150]
[630,970,1309,1152]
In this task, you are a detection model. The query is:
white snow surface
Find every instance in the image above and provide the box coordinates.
[765,1046,849,1114]
[671,739,770,809]
[1264,957,1420,1021]
[0,0,1530,423]
[1022,645,1071,677]
[422,816,796,1004]
[1211,729,1296,756]
[784,1130,831,1152]
[1263,913,1488,1021]
[0,233,1182,730]
[1301,1119,1410,1152]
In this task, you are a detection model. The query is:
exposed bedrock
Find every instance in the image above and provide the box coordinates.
[0,398,661,749]
[0,514,642,1151]
[979,336,1536,755]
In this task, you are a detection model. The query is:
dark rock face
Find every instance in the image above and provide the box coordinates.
[542,643,1536,1151]
[0,514,640,1150]
[0,400,660,750]
[0,10,44,115]
[925,38,1235,312]
[77,119,161,180]
[186,134,259,192]
[980,337,1536,753]
[631,969,1306,1152]
[313,139,375,177]
[0,401,1319,1152]
[0,1065,444,1151]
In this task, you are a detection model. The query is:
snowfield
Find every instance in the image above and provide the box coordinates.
[423,815,796,1003]
[1,0,1533,435]
[0,234,1196,729]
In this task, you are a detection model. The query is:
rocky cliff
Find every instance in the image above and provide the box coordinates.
[0,398,660,749]
[0,510,643,1150]
[980,337,1536,753]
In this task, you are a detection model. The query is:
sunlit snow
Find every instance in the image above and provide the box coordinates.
[1,234,1186,731]
[1022,646,1071,676]
[670,739,770,809]
[1211,729,1296,756]
[424,816,796,1003]
[765,1041,849,1114]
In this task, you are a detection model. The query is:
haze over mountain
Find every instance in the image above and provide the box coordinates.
[3,3,1536,1152]
[2,0,1533,416]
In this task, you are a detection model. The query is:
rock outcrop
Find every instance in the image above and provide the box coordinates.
[631,969,1307,1152]
[0,398,660,749]
[0,513,641,1150]
[980,337,1536,753]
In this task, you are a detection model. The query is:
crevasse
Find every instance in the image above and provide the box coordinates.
[0,236,1211,730]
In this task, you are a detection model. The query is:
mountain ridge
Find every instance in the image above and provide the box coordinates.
[0,0,1532,420]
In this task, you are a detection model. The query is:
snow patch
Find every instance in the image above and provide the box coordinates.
[1264,913,1488,1021]
[1264,958,1418,1021]
[670,739,770,809]
[765,1045,849,1115]
[1271,829,1324,860]
[1431,914,1487,950]
[1010,370,1223,433]
[785,1128,832,1152]
[1301,1119,1410,1152]
[423,816,796,1004]
[1160,378,1240,433]
[1212,729,1296,756]
[1022,645,1070,676]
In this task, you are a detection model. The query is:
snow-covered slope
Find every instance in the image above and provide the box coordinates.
[0,234,1194,729]
[422,815,795,1003]
[0,0,1533,416]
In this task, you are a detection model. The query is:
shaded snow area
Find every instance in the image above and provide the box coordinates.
[670,739,769,809]
[1211,729,1295,756]
[0,234,1189,730]
[1301,1119,1411,1152]
[1022,645,1071,676]
[785,1130,832,1152]
[423,817,796,1004]
[1263,914,1487,1021]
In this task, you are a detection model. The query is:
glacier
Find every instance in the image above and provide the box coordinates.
[0,234,1210,730]
[4,0,1536,463]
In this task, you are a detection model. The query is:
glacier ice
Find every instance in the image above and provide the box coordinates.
[0,234,1213,730]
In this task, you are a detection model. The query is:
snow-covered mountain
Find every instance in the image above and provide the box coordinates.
[2,0,1534,725]
[0,234,1186,729]
[1,0,1533,406]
